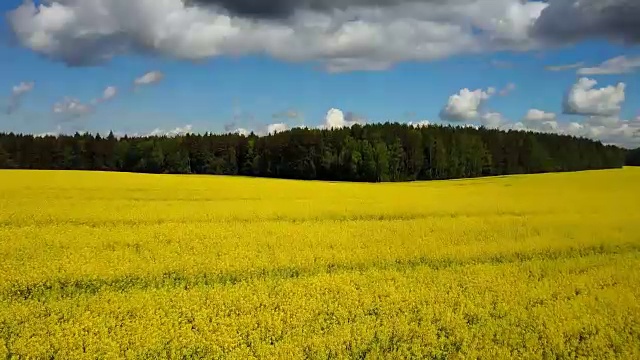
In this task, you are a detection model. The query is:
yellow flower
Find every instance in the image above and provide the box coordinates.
[0,168,639,358]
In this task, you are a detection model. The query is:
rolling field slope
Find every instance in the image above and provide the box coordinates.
[1,169,640,359]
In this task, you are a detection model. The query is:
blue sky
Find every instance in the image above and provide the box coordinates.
[1,0,639,147]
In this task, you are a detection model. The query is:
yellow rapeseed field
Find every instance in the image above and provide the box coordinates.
[1,168,640,359]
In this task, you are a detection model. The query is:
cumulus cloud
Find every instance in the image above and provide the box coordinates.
[267,122,288,134]
[577,56,640,75]
[532,0,640,45]
[7,0,640,72]
[134,71,164,87]
[473,111,550,132]
[226,108,365,134]
[6,82,35,114]
[52,97,93,120]
[408,120,430,128]
[35,125,63,138]
[5,0,549,72]
[522,109,558,132]
[481,112,507,129]
[584,116,622,127]
[563,78,625,117]
[440,87,494,122]
[233,128,250,136]
[565,122,584,134]
[565,117,640,149]
[544,62,585,72]
[91,86,117,104]
[320,108,364,129]
[148,125,193,137]
[248,108,640,148]
[498,109,640,148]
[523,109,556,122]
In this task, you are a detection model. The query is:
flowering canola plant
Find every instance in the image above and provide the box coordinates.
[1,168,640,359]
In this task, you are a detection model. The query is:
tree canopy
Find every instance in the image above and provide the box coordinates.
[627,148,640,166]
[0,123,627,182]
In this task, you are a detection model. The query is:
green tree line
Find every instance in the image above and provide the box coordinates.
[0,123,627,181]
[627,148,640,166]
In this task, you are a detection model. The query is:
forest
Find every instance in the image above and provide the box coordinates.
[627,148,640,167]
[0,123,629,182]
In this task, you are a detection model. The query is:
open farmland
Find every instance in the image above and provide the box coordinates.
[1,169,640,359]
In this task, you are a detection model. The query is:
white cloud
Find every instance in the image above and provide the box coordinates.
[523,108,556,122]
[499,83,516,96]
[521,109,558,132]
[166,125,193,136]
[408,120,430,128]
[585,116,622,128]
[503,122,527,131]
[320,108,364,129]
[134,71,164,86]
[234,108,368,134]
[6,0,550,72]
[146,129,160,136]
[577,56,640,75]
[267,123,288,134]
[111,131,141,138]
[537,121,559,132]
[498,109,640,149]
[7,0,640,73]
[481,112,507,129]
[563,77,625,117]
[91,86,117,104]
[52,97,93,119]
[35,125,63,138]
[6,81,35,114]
[148,125,193,137]
[565,122,584,135]
[233,128,250,136]
[102,86,117,101]
[544,62,584,72]
[54,85,116,120]
[440,87,494,122]
[562,117,640,149]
